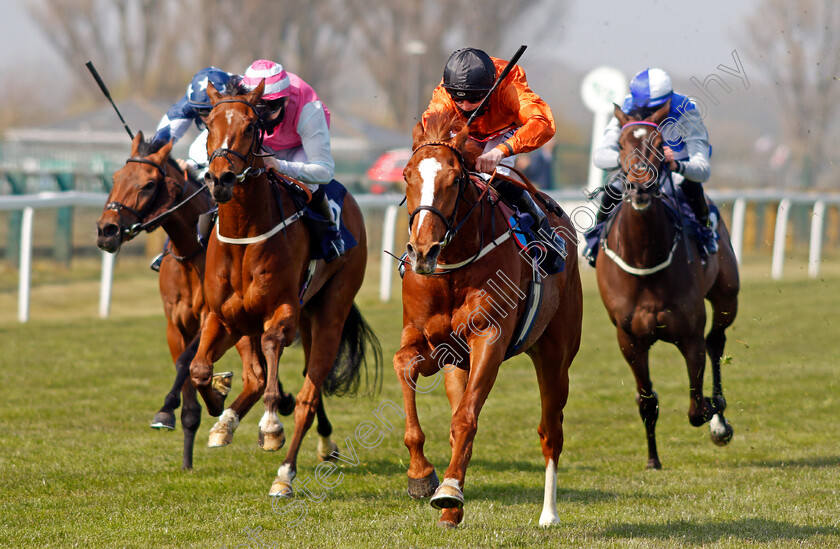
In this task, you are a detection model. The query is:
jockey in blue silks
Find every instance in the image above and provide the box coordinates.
[150,67,237,180]
[592,68,715,248]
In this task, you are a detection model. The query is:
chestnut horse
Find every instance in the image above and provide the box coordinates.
[394,113,582,527]
[95,133,335,469]
[595,103,739,469]
[196,80,381,496]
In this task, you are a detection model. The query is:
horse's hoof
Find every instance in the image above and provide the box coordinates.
[269,477,293,498]
[211,371,234,398]
[150,411,176,430]
[430,478,464,510]
[646,459,662,470]
[259,428,286,452]
[407,469,439,499]
[437,520,458,529]
[539,513,560,527]
[208,422,234,448]
[710,414,734,446]
[317,438,339,462]
[278,392,296,416]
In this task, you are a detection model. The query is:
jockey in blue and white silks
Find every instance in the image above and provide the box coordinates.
[592,68,714,240]
[150,67,237,179]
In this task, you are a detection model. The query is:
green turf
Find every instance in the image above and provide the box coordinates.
[0,259,838,548]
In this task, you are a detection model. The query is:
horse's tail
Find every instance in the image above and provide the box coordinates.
[322,303,383,398]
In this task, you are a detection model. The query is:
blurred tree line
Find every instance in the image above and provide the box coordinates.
[28,0,564,131]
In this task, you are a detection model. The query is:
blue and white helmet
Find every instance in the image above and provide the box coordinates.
[629,68,673,109]
[186,67,233,109]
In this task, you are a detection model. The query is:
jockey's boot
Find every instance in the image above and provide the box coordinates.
[493,179,565,272]
[682,178,717,254]
[311,188,345,262]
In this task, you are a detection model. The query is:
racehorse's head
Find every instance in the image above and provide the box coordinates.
[96,131,175,253]
[204,80,265,204]
[402,113,479,275]
[614,101,670,211]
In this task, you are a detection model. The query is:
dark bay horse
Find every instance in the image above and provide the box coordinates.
[595,103,740,469]
[95,133,334,469]
[197,80,381,496]
[394,113,582,527]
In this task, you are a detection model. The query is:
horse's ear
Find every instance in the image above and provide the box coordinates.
[648,99,671,125]
[246,79,265,105]
[452,122,470,152]
[411,120,425,150]
[207,82,222,105]
[152,140,173,164]
[613,103,629,127]
[130,131,144,156]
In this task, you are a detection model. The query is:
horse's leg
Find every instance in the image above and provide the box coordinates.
[267,310,336,497]
[531,277,582,527]
[616,329,661,469]
[676,330,716,429]
[444,367,468,415]
[431,339,504,527]
[208,336,266,448]
[177,336,202,468]
[705,238,739,445]
[190,313,239,417]
[258,308,297,456]
[150,322,191,430]
[394,328,439,499]
[298,315,340,462]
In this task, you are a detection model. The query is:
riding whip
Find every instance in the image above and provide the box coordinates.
[466,45,528,127]
[85,61,134,140]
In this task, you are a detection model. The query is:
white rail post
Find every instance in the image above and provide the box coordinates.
[17,207,34,323]
[99,251,116,318]
[808,200,826,279]
[771,199,791,280]
[379,205,399,303]
[730,198,746,266]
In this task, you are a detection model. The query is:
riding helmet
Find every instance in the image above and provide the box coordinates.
[242,60,291,100]
[187,67,233,109]
[629,68,673,109]
[443,48,496,101]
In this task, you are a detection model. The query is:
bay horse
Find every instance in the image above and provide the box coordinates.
[95,133,336,469]
[196,80,381,496]
[394,113,582,527]
[594,102,740,469]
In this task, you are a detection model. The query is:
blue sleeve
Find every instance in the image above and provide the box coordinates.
[151,96,199,147]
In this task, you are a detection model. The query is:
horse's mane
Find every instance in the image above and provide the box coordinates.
[419,112,482,168]
[421,112,461,143]
[134,138,182,175]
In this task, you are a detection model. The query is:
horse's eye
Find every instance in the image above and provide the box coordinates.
[142,180,157,191]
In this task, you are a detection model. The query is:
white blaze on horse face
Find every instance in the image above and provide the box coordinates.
[416,157,443,233]
[633,127,649,140]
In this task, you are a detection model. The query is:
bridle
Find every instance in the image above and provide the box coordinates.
[207,98,274,182]
[407,141,480,249]
[105,156,194,239]
[618,120,666,196]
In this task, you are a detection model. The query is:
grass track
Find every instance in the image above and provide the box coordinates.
[0,260,838,548]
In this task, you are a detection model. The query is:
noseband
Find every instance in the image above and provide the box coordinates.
[407,141,471,248]
[208,98,272,182]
